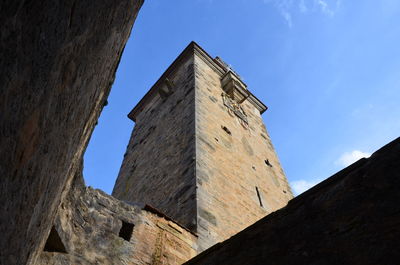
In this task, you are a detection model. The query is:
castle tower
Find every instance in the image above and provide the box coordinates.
[112,42,293,251]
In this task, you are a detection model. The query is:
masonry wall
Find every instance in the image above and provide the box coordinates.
[194,53,293,250]
[112,53,197,231]
[0,1,143,264]
[185,138,400,265]
[38,175,197,265]
[113,43,293,252]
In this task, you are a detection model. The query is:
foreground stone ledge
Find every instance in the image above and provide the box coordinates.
[0,1,143,264]
[185,137,400,265]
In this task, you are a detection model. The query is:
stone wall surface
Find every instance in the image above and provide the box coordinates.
[185,137,400,265]
[193,52,293,251]
[38,174,197,265]
[112,42,293,252]
[112,50,197,231]
[0,1,143,264]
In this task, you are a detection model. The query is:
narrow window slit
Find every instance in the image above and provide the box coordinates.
[119,221,134,241]
[265,159,273,167]
[221,126,232,135]
[255,187,264,208]
[44,226,67,253]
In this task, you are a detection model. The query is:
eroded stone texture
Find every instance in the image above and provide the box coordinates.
[38,174,197,265]
[185,137,400,265]
[0,1,143,264]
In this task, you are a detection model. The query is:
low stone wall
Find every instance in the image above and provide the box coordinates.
[38,176,197,265]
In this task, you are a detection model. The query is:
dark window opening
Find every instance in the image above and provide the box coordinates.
[119,221,134,241]
[221,126,232,135]
[265,159,273,167]
[44,226,67,253]
[256,187,264,208]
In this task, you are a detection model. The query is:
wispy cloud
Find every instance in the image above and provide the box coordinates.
[291,148,371,195]
[299,0,308,13]
[336,150,371,167]
[263,0,341,27]
[281,10,293,27]
[315,0,340,16]
[290,178,322,195]
[263,0,294,27]
[291,147,370,196]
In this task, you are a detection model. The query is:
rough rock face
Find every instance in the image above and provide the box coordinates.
[0,1,143,264]
[37,174,197,265]
[185,137,400,265]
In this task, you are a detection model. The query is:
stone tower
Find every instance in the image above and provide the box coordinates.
[112,42,293,251]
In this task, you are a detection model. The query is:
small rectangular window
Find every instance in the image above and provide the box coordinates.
[119,221,134,242]
[221,125,232,135]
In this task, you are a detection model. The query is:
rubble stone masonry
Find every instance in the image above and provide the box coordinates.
[38,174,197,265]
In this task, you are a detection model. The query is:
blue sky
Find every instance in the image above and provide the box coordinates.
[84,0,400,195]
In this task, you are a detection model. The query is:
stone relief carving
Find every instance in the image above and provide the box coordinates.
[222,92,249,127]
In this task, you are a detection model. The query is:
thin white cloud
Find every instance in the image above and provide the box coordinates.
[290,179,322,195]
[291,148,371,195]
[262,0,341,27]
[281,10,293,27]
[336,150,371,167]
[263,0,294,27]
[299,0,308,13]
[314,0,334,16]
